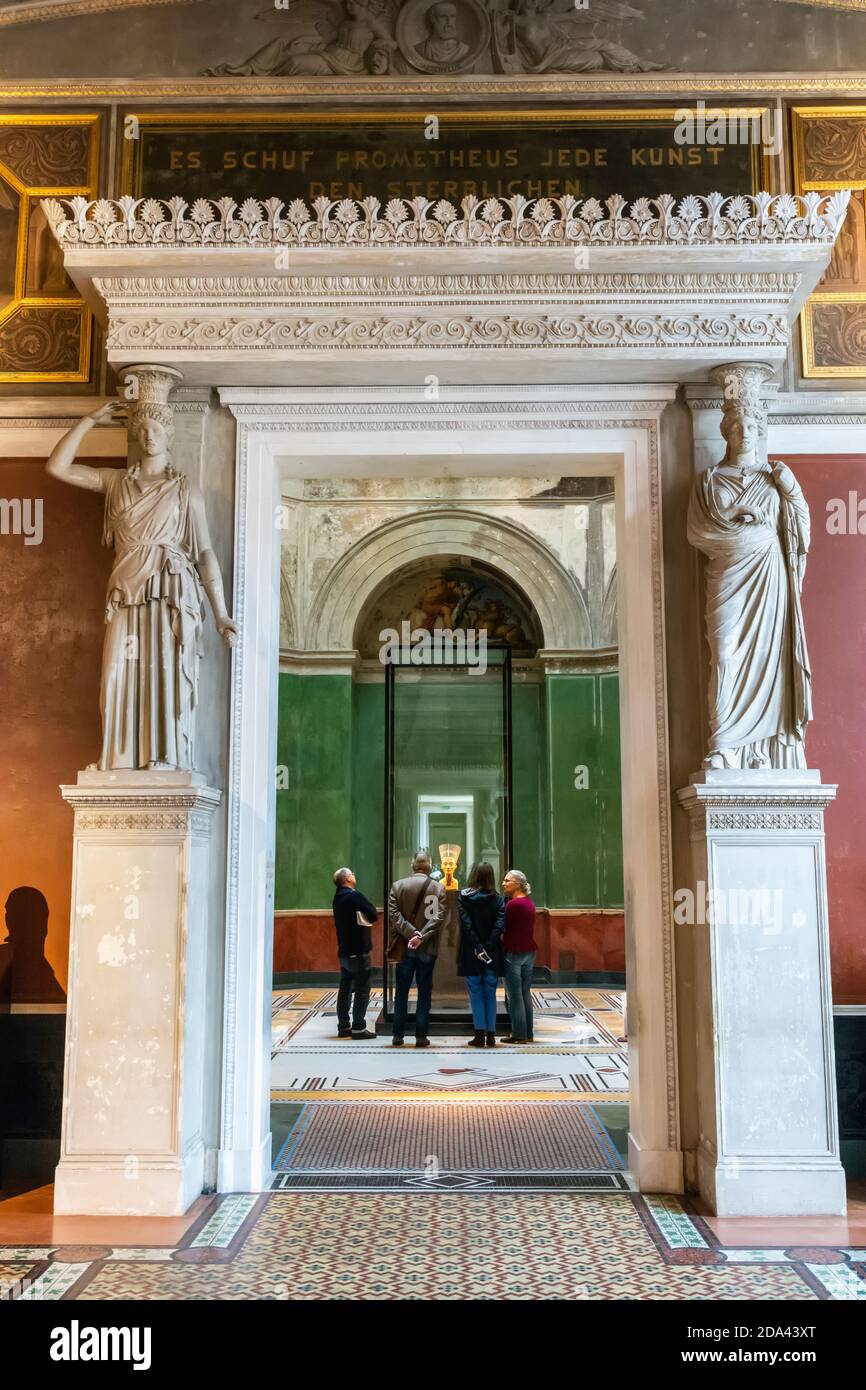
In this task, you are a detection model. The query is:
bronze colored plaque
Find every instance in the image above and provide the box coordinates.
[793,106,866,379]
[124,108,766,207]
[0,304,85,375]
[0,113,100,384]
[806,300,866,372]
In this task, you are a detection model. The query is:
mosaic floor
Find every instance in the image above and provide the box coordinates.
[271,986,628,1101]
[4,1190,865,1301]
[3,985,860,1300]
[272,1099,627,1191]
[270,985,629,1193]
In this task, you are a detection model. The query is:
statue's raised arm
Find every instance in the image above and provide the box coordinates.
[46,400,124,494]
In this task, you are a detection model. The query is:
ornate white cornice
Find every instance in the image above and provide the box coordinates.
[44,188,849,386]
[45,191,849,250]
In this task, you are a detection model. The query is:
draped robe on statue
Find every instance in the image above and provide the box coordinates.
[98,469,205,770]
[687,463,812,769]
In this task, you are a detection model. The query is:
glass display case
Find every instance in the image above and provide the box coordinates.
[382,645,512,1022]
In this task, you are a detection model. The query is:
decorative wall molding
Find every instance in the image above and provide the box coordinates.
[96,271,803,301]
[105,310,789,355]
[679,781,836,842]
[44,191,850,250]
[7,75,866,102]
[75,811,192,832]
[708,811,824,831]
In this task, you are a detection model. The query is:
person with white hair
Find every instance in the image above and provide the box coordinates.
[500,869,538,1044]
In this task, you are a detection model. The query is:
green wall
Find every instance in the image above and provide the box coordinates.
[274,673,354,910]
[274,670,623,912]
[512,681,546,904]
[544,672,623,908]
[350,680,385,902]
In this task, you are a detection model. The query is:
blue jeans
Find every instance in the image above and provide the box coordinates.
[504,951,535,1040]
[466,968,498,1032]
[393,950,436,1039]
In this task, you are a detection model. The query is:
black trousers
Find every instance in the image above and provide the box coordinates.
[337,953,372,1033]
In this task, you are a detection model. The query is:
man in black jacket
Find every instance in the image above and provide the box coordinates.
[332,867,379,1040]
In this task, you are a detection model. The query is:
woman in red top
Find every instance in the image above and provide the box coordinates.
[501,869,537,1044]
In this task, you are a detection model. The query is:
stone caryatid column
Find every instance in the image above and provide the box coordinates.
[47,365,231,1215]
[678,362,845,1217]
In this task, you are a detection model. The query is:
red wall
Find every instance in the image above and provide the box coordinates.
[784,454,866,1003]
[0,459,115,990]
[274,910,626,975]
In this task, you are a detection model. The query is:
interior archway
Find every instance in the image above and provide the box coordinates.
[305,506,593,654]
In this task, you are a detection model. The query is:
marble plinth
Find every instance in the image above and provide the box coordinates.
[54,770,221,1216]
[677,769,846,1217]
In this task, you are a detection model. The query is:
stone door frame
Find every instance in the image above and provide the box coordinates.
[217,383,683,1195]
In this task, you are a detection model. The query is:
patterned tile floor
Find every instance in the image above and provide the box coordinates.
[271,1098,628,1191]
[3,1190,865,1301]
[271,986,628,1100]
[2,986,861,1300]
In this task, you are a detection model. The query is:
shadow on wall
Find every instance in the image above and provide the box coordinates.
[0,887,66,1199]
[0,887,66,1006]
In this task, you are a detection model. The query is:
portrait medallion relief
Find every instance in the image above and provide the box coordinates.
[396,0,490,74]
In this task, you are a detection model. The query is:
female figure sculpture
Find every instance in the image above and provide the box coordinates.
[687,363,812,770]
[46,367,237,772]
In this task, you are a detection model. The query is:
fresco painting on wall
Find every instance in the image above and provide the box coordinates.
[356,565,542,658]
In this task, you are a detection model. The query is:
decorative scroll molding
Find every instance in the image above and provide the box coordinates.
[44,191,851,251]
[106,310,788,354]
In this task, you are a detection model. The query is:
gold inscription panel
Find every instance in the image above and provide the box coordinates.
[123,108,767,207]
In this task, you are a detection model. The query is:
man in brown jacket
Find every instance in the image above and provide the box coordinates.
[388,850,446,1047]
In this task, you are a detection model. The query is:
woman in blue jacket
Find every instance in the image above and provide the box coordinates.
[458,862,505,1048]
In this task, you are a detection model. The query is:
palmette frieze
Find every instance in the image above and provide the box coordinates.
[44,191,851,250]
[106,310,788,352]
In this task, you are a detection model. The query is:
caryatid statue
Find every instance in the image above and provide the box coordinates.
[46,365,237,772]
[687,362,812,771]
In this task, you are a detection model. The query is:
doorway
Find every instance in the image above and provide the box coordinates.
[220,387,681,1197]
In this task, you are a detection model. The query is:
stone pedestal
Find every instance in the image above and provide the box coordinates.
[55,770,221,1215]
[430,889,465,1010]
[677,770,846,1216]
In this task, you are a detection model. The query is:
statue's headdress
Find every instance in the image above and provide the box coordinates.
[709,362,775,452]
[121,365,183,476]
